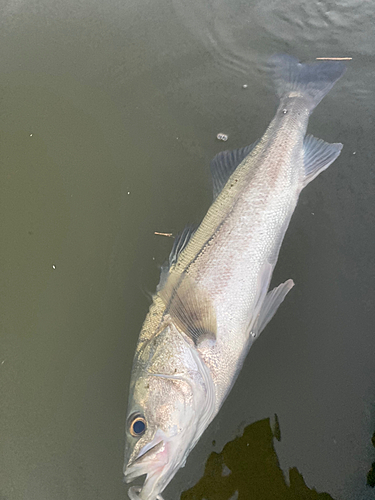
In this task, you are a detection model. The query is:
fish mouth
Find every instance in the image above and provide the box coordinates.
[124,440,165,482]
[124,431,181,500]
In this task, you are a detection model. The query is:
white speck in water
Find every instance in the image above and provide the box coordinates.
[282,109,288,114]
[30,133,33,137]
[353,152,356,155]
[217,133,228,141]
[52,264,56,269]
[127,191,130,195]
[242,84,248,89]
[311,212,315,215]
[152,257,155,261]
[1,360,5,365]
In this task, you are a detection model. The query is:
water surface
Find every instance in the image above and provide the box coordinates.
[1,0,375,499]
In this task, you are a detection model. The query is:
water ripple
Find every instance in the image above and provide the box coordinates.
[173,0,375,76]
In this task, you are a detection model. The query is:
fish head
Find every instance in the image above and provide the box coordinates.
[124,326,214,499]
[124,371,199,499]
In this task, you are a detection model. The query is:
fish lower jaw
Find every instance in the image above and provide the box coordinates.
[124,443,172,498]
[124,458,166,484]
[124,465,145,483]
[125,466,168,500]
[128,486,165,500]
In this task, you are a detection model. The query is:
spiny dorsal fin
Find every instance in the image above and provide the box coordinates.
[169,226,196,267]
[303,134,342,187]
[156,262,169,293]
[157,226,196,292]
[210,141,259,200]
[159,273,217,346]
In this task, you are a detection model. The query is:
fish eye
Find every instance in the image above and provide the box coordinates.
[129,414,147,437]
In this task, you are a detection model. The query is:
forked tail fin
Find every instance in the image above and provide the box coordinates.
[270,54,346,109]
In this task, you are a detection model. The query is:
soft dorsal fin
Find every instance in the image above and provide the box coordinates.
[159,273,217,346]
[157,226,196,292]
[303,135,342,188]
[210,140,259,200]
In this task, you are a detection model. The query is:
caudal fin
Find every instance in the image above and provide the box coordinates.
[270,54,346,109]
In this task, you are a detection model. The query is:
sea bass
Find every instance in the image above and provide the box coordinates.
[123,55,345,500]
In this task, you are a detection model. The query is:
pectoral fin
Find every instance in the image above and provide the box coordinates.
[159,273,217,346]
[252,279,294,338]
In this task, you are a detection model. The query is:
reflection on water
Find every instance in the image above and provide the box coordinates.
[367,431,375,488]
[182,417,335,500]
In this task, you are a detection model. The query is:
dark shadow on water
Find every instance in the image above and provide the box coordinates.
[367,431,375,488]
[182,417,335,500]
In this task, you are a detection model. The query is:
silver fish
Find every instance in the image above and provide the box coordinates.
[123,55,345,500]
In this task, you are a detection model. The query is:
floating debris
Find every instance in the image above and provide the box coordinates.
[154,232,173,237]
[217,133,228,141]
[221,464,232,477]
[242,84,248,89]
[316,57,352,61]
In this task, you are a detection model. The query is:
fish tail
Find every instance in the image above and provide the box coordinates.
[270,54,346,109]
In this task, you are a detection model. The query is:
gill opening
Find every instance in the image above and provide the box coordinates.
[188,346,216,439]
[147,346,216,435]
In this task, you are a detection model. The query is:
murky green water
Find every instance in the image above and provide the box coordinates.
[1,1,375,499]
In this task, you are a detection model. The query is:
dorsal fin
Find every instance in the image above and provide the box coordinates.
[169,226,196,267]
[210,141,259,200]
[157,226,196,292]
[159,273,217,346]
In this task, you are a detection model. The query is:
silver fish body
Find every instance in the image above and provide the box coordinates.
[123,55,345,500]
